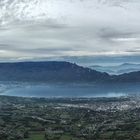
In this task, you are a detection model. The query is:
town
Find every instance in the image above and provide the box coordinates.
[0,95,140,140]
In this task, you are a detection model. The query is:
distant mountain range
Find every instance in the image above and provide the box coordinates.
[0,61,140,83]
[89,63,140,75]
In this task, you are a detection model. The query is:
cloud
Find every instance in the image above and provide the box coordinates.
[0,0,140,63]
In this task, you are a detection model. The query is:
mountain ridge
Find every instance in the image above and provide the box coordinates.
[0,61,139,83]
[89,63,140,75]
[0,61,110,83]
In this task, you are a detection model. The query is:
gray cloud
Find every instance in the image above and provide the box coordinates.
[0,0,140,63]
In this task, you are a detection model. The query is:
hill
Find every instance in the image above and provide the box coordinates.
[89,63,140,75]
[0,61,140,83]
[0,61,110,83]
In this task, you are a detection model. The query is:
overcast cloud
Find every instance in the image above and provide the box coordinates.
[0,0,140,63]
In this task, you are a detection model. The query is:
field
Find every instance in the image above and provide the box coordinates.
[0,96,140,140]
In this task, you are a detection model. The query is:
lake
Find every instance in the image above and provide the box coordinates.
[0,82,140,98]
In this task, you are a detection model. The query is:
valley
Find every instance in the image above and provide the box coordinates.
[0,96,140,140]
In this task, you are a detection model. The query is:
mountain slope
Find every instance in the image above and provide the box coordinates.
[0,61,140,83]
[89,63,140,75]
[111,71,140,83]
[0,61,110,83]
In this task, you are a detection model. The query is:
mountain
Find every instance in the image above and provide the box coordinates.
[89,63,140,75]
[0,61,140,83]
[111,71,140,83]
[0,61,110,83]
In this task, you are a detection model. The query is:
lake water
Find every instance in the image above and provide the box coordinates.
[0,82,140,98]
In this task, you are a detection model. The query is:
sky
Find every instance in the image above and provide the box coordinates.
[0,0,140,65]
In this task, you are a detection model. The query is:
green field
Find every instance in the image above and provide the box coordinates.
[25,133,44,140]
[24,132,81,140]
